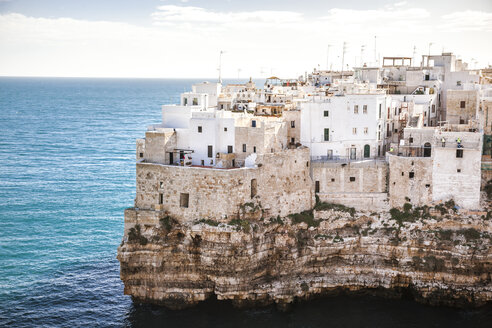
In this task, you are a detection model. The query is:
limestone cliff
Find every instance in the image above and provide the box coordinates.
[117,202,492,310]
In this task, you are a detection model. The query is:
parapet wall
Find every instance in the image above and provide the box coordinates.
[135,147,314,223]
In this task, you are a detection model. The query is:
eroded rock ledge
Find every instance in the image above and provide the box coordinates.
[117,203,492,310]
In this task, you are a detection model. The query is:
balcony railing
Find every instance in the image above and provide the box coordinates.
[311,155,385,163]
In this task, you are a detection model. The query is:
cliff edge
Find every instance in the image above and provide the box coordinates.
[117,201,492,310]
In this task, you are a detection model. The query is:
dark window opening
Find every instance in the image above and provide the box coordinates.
[224,127,227,132]
[252,120,256,127]
[457,169,461,173]
[159,181,163,188]
[208,145,213,158]
[456,149,463,158]
[291,121,295,128]
[291,137,295,143]
[324,128,330,141]
[331,178,335,182]
[402,172,404,176]
[198,126,202,133]
[192,98,198,105]
[227,145,233,153]
[324,110,329,117]
[201,160,204,166]
[409,137,414,144]
[409,172,415,179]
[349,177,356,182]
[251,179,257,198]
[425,184,430,188]
[180,193,189,208]
[315,181,320,193]
[159,193,163,205]
[243,144,246,152]
[139,152,143,158]
[232,159,235,167]
[253,146,256,153]
[460,101,466,109]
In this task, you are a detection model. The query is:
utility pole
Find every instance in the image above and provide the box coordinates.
[218,50,225,84]
[360,45,366,66]
[326,44,333,70]
[428,43,433,67]
[341,42,347,77]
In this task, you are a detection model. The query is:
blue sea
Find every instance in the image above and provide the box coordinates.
[0,77,490,327]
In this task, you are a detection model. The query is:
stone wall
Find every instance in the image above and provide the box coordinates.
[388,155,433,208]
[135,147,314,223]
[144,130,177,165]
[283,110,301,144]
[312,160,388,210]
[446,90,478,124]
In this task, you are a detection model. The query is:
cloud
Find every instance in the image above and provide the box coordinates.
[0,7,490,78]
[440,10,492,32]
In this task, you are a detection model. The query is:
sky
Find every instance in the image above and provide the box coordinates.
[0,0,491,78]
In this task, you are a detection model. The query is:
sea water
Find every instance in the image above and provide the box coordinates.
[0,77,490,327]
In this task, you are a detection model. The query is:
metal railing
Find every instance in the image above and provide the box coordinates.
[311,155,385,163]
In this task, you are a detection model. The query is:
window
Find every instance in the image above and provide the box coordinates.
[252,120,256,127]
[324,110,329,117]
[363,105,367,114]
[208,145,213,158]
[409,137,414,144]
[401,172,404,176]
[460,101,466,109]
[251,179,257,198]
[253,146,256,153]
[180,193,189,208]
[228,145,233,153]
[291,121,295,128]
[198,126,202,133]
[159,193,163,205]
[315,181,320,193]
[201,160,204,166]
[192,98,198,105]
[354,105,359,114]
[432,104,435,113]
[364,127,368,134]
[352,128,357,135]
[324,128,330,141]
[220,104,224,109]
[159,181,164,188]
[327,150,333,159]
[350,148,356,160]
[425,184,430,188]
[243,144,246,152]
[457,169,461,173]
[409,172,414,179]
[224,127,227,132]
[331,178,335,182]
[456,149,463,158]
[379,104,382,118]
[349,177,356,182]
[139,152,143,158]
[184,98,188,106]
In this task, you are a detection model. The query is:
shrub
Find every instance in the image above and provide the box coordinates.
[389,208,415,226]
[289,210,320,227]
[444,199,457,213]
[128,224,148,246]
[314,202,356,217]
[460,228,480,241]
[228,218,251,233]
[269,215,284,225]
[403,202,413,213]
[160,216,175,230]
[437,229,454,241]
[197,218,219,227]
[485,180,492,200]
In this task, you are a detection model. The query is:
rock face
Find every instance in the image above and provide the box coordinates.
[117,205,492,310]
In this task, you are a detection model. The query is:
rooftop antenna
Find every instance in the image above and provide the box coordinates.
[326,44,333,70]
[360,45,366,66]
[428,42,433,67]
[374,36,377,66]
[341,41,347,76]
[218,50,225,83]
[412,45,417,67]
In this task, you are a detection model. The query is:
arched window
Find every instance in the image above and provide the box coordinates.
[364,144,370,158]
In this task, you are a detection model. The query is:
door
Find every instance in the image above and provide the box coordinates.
[350,148,356,160]
[364,144,370,158]
[423,142,432,157]
[169,152,174,164]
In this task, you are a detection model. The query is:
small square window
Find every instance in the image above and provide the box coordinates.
[224,127,227,132]
[349,177,356,182]
[457,169,461,173]
[409,137,414,144]
[291,121,295,128]
[456,149,463,158]
[159,181,164,188]
[324,110,329,117]
[180,193,189,208]
[198,126,202,133]
[227,145,233,153]
[139,152,143,158]
[331,178,335,182]
[409,172,415,179]
[252,120,256,127]
[460,101,466,109]
[425,184,430,188]
[354,105,359,114]
[364,127,368,134]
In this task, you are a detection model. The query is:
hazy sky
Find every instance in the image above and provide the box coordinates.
[0,0,491,78]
